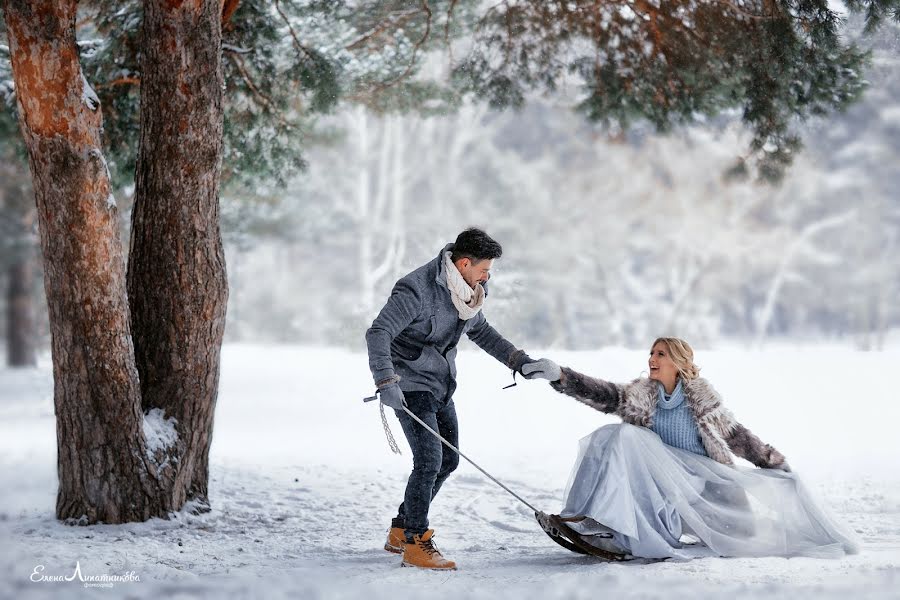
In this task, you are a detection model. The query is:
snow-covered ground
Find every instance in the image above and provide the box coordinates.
[1,344,899,599]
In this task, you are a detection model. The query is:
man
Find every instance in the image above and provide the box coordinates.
[365,228,558,570]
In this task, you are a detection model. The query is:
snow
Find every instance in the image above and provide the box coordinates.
[80,73,99,112]
[142,408,178,467]
[1,343,899,598]
[222,44,252,55]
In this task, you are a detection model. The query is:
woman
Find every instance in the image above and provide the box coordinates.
[522,337,859,560]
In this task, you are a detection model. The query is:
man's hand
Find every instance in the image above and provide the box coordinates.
[379,384,407,410]
[521,358,562,382]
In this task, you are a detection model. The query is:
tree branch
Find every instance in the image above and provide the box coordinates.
[346,8,422,51]
[708,0,776,21]
[97,76,141,89]
[222,0,241,27]
[444,0,459,51]
[274,0,316,61]
[441,0,459,70]
[227,53,289,128]
[366,1,433,95]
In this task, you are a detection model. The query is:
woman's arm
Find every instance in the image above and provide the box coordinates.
[724,423,790,471]
[549,367,623,415]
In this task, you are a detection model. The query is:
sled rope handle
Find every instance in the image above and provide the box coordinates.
[379,400,403,455]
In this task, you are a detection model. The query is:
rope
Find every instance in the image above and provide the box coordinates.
[398,405,540,514]
[364,388,542,514]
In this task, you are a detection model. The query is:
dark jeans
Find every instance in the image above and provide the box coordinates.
[393,391,460,540]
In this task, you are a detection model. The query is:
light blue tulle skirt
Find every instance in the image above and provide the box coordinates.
[560,423,860,560]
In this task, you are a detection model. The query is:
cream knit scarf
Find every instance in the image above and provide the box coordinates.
[443,251,485,320]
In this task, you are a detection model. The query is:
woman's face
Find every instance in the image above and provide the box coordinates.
[648,342,679,390]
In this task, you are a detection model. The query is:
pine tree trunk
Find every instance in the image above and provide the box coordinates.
[6,252,36,368]
[1,0,171,523]
[127,0,228,510]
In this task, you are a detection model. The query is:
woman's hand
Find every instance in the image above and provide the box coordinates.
[769,449,791,472]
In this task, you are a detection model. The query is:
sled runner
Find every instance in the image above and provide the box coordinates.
[535,511,590,555]
[535,512,631,561]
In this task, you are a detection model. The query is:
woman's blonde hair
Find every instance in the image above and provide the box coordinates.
[650,337,701,381]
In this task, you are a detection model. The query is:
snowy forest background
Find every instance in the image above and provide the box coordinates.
[225,16,900,353]
[1,5,898,359]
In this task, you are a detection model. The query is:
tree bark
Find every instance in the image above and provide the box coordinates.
[127,0,229,510]
[1,0,170,522]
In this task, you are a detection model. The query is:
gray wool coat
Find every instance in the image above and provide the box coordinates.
[365,244,528,402]
[551,367,788,468]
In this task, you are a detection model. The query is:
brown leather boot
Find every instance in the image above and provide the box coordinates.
[401,529,457,570]
[384,526,405,554]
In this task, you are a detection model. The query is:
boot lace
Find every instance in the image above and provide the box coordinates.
[417,536,442,557]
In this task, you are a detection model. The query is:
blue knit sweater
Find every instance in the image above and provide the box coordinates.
[650,382,708,457]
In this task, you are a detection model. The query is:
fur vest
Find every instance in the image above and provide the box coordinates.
[550,368,787,469]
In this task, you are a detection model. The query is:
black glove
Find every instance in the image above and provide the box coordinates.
[379,383,407,410]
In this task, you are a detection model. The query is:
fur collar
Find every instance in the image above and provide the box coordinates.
[619,377,738,464]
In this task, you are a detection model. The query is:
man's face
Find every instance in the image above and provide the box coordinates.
[454,257,493,289]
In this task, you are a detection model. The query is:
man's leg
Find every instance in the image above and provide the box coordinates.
[393,392,443,540]
[391,394,459,570]
[394,397,461,522]
[429,398,460,502]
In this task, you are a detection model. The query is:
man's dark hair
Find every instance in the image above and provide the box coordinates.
[450,228,503,263]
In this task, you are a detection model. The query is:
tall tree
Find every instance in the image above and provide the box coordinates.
[126,0,228,511]
[1,0,155,522]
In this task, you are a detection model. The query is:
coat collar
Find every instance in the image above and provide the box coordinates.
[622,376,735,464]
[627,376,722,418]
[434,243,454,290]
